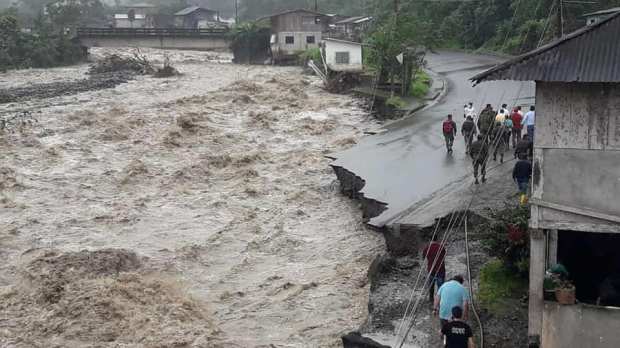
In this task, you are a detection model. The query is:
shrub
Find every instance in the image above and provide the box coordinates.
[478,260,528,315]
[385,96,406,109]
[410,70,431,98]
[478,204,530,277]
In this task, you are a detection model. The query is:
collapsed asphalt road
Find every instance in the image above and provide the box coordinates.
[331,50,535,228]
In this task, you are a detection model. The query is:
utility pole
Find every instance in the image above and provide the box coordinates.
[235,0,238,24]
[557,0,564,38]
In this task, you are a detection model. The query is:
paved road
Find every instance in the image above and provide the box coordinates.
[331,51,535,228]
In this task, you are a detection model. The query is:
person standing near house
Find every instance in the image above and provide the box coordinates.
[423,234,447,304]
[514,134,533,159]
[477,104,495,137]
[469,134,488,184]
[441,306,476,348]
[513,153,532,203]
[434,275,470,328]
[523,106,536,142]
[443,114,458,154]
[510,107,523,148]
[463,102,475,119]
[461,115,477,154]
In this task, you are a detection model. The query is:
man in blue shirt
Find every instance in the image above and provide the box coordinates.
[522,106,536,142]
[434,275,470,328]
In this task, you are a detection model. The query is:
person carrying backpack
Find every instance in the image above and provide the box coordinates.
[477,104,495,137]
[443,114,457,154]
[461,115,477,154]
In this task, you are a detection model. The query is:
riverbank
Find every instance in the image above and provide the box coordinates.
[0,47,384,347]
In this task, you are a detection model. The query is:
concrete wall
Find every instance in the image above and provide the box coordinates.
[531,82,620,232]
[272,31,321,56]
[80,36,229,51]
[324,40,362,68]
[543,302,620,347]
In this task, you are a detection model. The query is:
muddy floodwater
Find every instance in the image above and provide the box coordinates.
[0,48,383,347]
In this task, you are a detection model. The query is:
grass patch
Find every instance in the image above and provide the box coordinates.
[386,96,406,109]
[410,70,431,98]
[479,259,528,315]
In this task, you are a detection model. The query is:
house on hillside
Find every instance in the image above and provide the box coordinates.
[473,12,620,348]
[322,38,363,72]
[330,16,372,40]
[174,6,222,29]
[114,13,147,28]
[584,7,620,26]
[258,9,331,63]
[116,3,157,28]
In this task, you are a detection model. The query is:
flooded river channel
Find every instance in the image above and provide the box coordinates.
[0,48,383,347]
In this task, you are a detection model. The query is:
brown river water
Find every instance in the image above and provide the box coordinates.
[0,48,383,347]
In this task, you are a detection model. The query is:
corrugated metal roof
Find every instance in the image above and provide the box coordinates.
[334,16,371,25]
[472,12,620,84]
[583,7,620,17]
[256,9,328,22]
[174,6,216,16]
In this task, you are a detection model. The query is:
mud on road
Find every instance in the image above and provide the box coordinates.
[0,48,384,347]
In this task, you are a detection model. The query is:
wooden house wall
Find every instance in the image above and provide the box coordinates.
[531,82,620,232]
[272,12,327,33]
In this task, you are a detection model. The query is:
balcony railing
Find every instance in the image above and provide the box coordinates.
[77,27,229,37]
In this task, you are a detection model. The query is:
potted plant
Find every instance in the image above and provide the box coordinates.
[543,274,561,301]
[555,279,576,305]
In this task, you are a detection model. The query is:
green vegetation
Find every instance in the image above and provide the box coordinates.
[239,0,620,55]
[299,47,321,63]
[0,10,86,71]
[230,22,271,64]
[410,70,430,98]
[478,204,530,276]
[479,259,528,315]
[385,96,406,109]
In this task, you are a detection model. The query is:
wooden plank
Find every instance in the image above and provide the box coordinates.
[531,198,620,224]
[529,228,546,341]
[537,220,620,233]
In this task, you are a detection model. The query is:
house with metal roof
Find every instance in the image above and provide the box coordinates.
[174,6,222,29]
[583,7,620,26]
[473,12,620,348]
[257,9,331,64]
[330,16,373,40]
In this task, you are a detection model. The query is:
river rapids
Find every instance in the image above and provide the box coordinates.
[0,48,383,347]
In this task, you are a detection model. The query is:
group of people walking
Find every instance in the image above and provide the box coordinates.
[423,235,475,348]
[441,102,536,196]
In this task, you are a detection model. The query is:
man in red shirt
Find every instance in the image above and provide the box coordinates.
[422,234,447,303]
[510,107,523,149]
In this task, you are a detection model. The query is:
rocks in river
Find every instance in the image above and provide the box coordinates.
[0,71,135,104]
[342,331,391,348]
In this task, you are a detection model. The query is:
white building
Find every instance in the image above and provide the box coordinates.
[114,13,147,28]
[323,38,363,72]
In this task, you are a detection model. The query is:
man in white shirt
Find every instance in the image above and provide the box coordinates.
[522,105,536,142]
[495,103,509,123]
[463,102,475,119]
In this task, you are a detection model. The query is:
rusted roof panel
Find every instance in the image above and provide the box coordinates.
[472,12,620,84]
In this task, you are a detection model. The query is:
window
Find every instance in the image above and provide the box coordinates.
[306,36,315,44]
[285,36,294,44]
[335,51,350,64]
